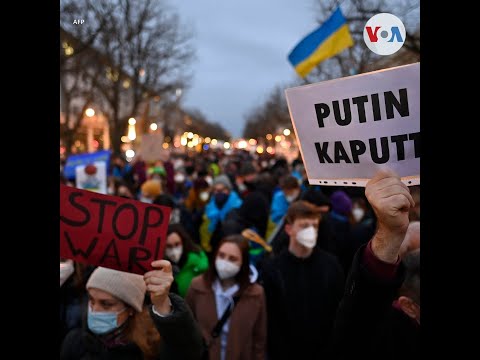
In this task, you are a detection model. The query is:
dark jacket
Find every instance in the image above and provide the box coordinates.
[60,293,205,360]
[259,248,345,359]
[333,244,420,359]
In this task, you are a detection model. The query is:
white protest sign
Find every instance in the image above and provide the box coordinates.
[285,62,419,187]
[139,133,165,162]
[75,161,107,194]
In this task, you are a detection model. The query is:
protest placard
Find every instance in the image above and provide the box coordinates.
[60,184,171,274]
[64,150,111,180]
[285,62,419,186]
[75,161,107,194]
[139,133,165,162]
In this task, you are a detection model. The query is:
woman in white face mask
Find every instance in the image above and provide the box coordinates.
[165,224,209,298]
[185,235,267,360]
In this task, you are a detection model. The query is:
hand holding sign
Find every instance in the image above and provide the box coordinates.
[365,169,415,264]
[144,260,174,315]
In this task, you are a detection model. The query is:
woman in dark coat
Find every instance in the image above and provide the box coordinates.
[60,261,204,360]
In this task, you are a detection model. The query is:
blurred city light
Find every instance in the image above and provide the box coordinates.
[237,140,247,149]
[150,123,158,131]
[187,132,194,139]
[211,139,218,145]
[162,143,169,149]
[256,146,264,154]
[224,142,231,149]
[64,46,74,56]
[126,149,135,158]
[85,108,95,117]
[275,135,282,142]
[249,138,257,146]
[127,124,136,141]
[128,118,136,125]
[283,129,291,136]
[181,137,188,146]
[266,134,273,140]
[205,137,211,143]
[121,136,130,143]
[203,144,209,151]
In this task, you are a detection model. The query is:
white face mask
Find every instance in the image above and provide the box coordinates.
[352,208,365,222]
[205,176,213,185]
[174,173,186,183]
[140,196,153,204]
[165,246,183,263]
[285,191,299,203]
[107,186,115,195]
[296,226,318,249]
[215,258,241,280]
[199,191,210,202]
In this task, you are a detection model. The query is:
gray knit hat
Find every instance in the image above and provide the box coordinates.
[86,267,146,312]
[212,174,233,190]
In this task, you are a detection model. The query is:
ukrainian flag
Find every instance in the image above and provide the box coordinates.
[288,7,353,78]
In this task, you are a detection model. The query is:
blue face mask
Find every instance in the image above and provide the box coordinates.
[87,306,127,335]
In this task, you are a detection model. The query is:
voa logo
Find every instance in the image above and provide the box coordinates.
[363,13,406,55]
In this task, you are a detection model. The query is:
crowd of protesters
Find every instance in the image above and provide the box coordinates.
[60,148,420,359]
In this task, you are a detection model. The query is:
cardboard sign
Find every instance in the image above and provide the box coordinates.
[139,133,165,162]
[64,150,111,180]
[285,63,419,187]
[75,161,107,194]
[60,184,171,274]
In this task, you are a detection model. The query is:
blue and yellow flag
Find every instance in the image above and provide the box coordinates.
[288,7,354,78]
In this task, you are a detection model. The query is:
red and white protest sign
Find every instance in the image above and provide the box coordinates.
[60,184,171,274]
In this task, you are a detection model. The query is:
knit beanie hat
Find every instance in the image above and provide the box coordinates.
[330,190,353,216]
[86,267,146,312]
[212,174,232,190]
[141,179,162,198]
[301,188,331,209]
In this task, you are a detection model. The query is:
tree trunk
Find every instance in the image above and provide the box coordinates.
[111,122,123,155]
[64,131,75,157]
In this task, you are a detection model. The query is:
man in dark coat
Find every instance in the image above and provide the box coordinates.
[259,201,345,359]
[333,169,420,360]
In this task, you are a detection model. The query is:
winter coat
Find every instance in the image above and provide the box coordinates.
[259,248,345,359]
[175,251,209,298]
[185,275,267,360]
[333,244,419,360]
